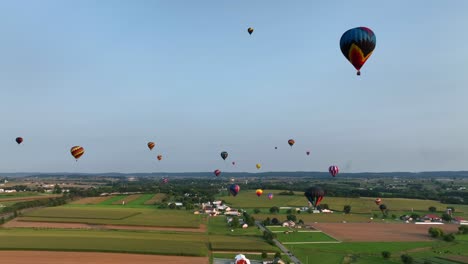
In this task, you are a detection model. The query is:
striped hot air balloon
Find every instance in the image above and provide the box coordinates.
[70,146,84,161]
[329,165,339,177]
[157,155,163,161]
[214,169,221,177]
[147,142,155,150]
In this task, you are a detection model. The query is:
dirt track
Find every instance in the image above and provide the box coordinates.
[0,251,209,264]
[3,219,207,233]
[312,223,460,242]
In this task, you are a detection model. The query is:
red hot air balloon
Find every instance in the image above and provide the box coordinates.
[229,184,240,196]
[70,146,85,161]
[16,137,23,144]
[162,178,169,184]
[214,169,221,177]
[375,198,382,205]
[157,155,163,161]
[329,165,339,177]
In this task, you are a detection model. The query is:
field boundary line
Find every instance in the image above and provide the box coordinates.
[282,241,342,244]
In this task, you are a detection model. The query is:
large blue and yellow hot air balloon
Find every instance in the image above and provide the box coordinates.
[340,27,376,76]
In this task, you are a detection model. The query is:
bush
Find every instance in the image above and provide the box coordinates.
[261,252,267,259]
[381,251,391,259]
[254,208,261,214]
[274,252,281,258]
[428,227,444,238]
[443,233,455,242]
[286,209,293,214]
[271,218,279,225]
[343,205,351,214]
[429,206,437,212]
[287,214,297,222]
[401,254,413,264]
[270,206,280,214]
[458,225,468,234]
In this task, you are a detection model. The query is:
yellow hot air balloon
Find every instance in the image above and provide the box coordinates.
[256,163,261,170]
[70,146,85,161]
[255,189,263,197]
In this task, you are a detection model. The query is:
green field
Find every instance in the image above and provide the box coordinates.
[276,231,337,243]
[0,192,56,199]
[0,228,207,256]
[219,191,468,215]
[19,206,201,228]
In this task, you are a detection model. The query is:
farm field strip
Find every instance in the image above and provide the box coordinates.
[111,195,142,205]
[144,193,167,205]
[127,194,154,205]
[0,229,208,256]
[282,241,341,244]
[70,197,113,205]
[19,206,201,228]
[0,195,62,202]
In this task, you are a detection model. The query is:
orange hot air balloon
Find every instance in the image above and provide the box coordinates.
[157,155,163,161]
[256,189,263,197]
[147,142,155,150]
[70,146,84,161]
[288,139,295,147]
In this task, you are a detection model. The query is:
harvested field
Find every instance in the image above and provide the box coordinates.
[312,223,460,242]
[3,219,207,233]
[0,195,62,203]
[144,193,167,205]
[0,251,208,264]
[70,197,112,205]
[112,194,142,205]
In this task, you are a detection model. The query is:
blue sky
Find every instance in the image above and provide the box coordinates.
[1,1,467,173]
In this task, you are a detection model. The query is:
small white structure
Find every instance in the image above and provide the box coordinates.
[282,220,296,227]
[0,189,4,193]
[242,223,248,229]
[225,210,241,216]
[235,254,251,264]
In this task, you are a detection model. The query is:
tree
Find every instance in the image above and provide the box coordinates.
[0,217,4,224]
[286,209,293,214]
[53,184,62,194]
[441,213,452,222]
[231,217,240,228]
[254,208,261,214]
[271,218,279,225]
[13,211,18,218]
[343,205,351,214]
[270,206,280,214]
[401,254,413,264]
[428,227,444,238]
[298,219,304,225]
[261,252,267,259]
[287,214,297,222]
[263,217,271,226]
[446,206,455,213]
[168,203,176,209]
[381,251,391,259]
[428,206,437,213]
[274,252,281,259]
[185,203,194,210]
[320,204,329,210]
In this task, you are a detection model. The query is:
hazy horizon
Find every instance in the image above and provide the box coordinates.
[2,1,468,173]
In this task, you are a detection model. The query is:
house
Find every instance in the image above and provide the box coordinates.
[4,190,16,193]
[322,209,333,213]
[167,202,183,207]
[0,189,4,193]
[212,200,222,206]
[453,217,468,225]
[282,220,296,227]
[423,214,442,222]
[225,210,240,216]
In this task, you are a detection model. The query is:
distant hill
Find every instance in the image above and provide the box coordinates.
[1,171,468,178]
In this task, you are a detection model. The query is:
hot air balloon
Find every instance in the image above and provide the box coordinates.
[247,27,254,35]
[232,161,236,166]
[157,155,163,161]
[256,189,263,197]
[162,178,169,184]
[340,27,376,76]
[304,186,325,208]
[306,151,310,156]
[70,146,84,161]
[147,142,155,150]
[275,147,278,150]
[229,184,240,197]
[288,139,295,147]
[256,163,261,170]
[375,198,382,205]
[235,254,250,264]
[15,137,23,144]
[221,151,228,160]
[329,165,339,177]
[267,193,273,200]
[214,169,221,177]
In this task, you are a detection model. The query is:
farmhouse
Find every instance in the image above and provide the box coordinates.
[422,214,442,222]
[225,210,241,216]
[282,220,295,227]
[453,217,468,225]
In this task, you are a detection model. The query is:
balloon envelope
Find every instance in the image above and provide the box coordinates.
[340,27,376,75]
[304,186,325,208]
[214,169,221,177]
[288,139,295,147]
[157,155,163,161]
[247,27,254,35]
[329,165,339,177]
[229,184,240,196]
[256,163,261,169]
[15,137,23,144]
[256,189,263,197]
[70,146,84,160]
[267,193,273,200]
[147,142,155,150]
[221,151,228,160]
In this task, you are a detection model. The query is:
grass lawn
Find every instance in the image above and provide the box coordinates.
[19,207,201,228]
[0,228,207,256]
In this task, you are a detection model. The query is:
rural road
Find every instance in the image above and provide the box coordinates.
[255,221,301,264]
